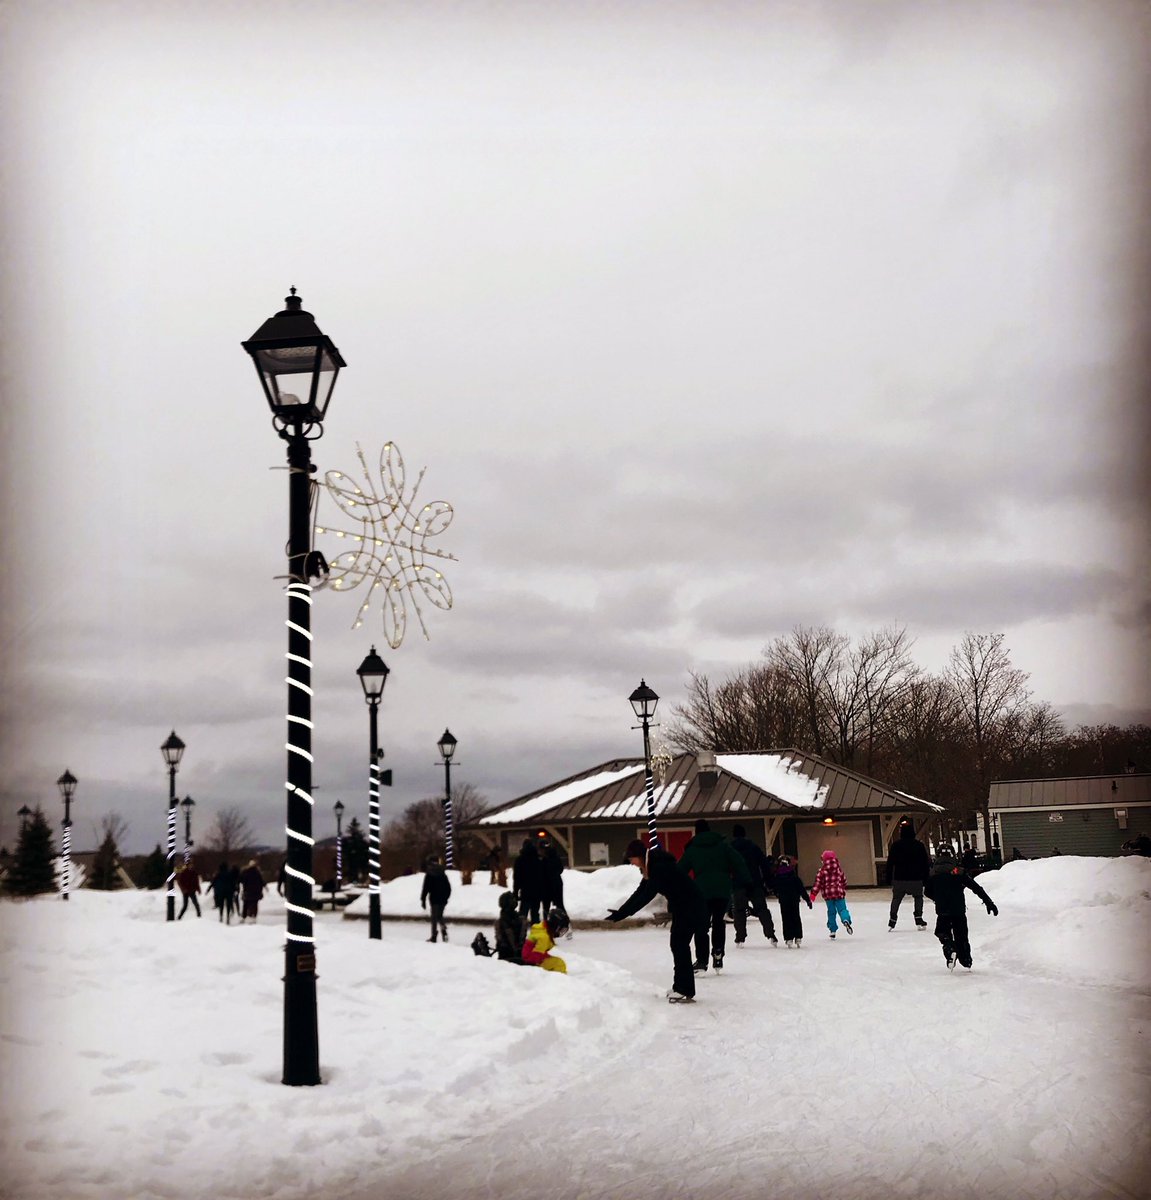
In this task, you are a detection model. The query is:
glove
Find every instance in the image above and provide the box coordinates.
[606,909,624,923]
[809,890,818,903]
[806,898,813,909]
[986,903,998,916]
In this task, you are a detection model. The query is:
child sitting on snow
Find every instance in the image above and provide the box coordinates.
[494,891,525,963]
[521,907,569,973]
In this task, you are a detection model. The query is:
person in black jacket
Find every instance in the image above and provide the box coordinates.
[772,855,813,947]
[512,838,544,925]
[887,820,931,931]
[729,824,778,946]
[493,890,524,963]
[607,840,708,1003]
[420,855,452,943]
[923,846,998,970]
[539,841,567,926]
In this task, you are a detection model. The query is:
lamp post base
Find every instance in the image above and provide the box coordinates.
[369,894,382,940]
[282,945,321,1086]
[167,893,175,922]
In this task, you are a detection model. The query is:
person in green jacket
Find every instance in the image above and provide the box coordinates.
[677,819,751,972]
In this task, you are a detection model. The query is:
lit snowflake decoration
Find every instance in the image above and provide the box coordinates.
[314,441,456,648]
[651,743,674,786]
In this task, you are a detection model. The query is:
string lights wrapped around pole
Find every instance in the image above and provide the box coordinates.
[356,647,389,941]
[333,800,344,890]
[160,732,185,922]
[437,729,457,869]
[57,770,77,901]
[243,287,345,1088]
[628,681,661,851]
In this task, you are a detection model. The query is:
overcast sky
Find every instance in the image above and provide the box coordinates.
[1,1,1148,855]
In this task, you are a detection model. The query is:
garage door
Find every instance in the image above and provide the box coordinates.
[795,821,875,889]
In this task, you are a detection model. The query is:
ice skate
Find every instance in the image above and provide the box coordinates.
[711,950,724,972]
[844,921,853,935]
[693,960,708,974]
[915,919,928,930]
[769,936,779,946]
[946,951,957,970]
[888,921,896,931]
[785,939,794,948]
[829,931,836,939]
[667,989,696,1004]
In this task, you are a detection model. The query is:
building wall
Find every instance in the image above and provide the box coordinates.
[997,805,1150,859]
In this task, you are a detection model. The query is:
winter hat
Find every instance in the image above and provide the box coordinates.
[936,845,957,860]
[775,856,793,873]
[622,839,647,864]
[732,824,746,838]
[821,850,838,861]
[694,818,710,833]
[498,891,517,913]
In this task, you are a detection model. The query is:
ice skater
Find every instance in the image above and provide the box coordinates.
[677,818,751,972]
[729,824,779,945]
[924,845,998,970]
[810,849,852,938]
[886,819,930,931]
[608,839,708,1004]
[772,855,813,946]
[420,854,452,942]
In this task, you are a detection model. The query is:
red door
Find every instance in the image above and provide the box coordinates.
[662,828,694,860]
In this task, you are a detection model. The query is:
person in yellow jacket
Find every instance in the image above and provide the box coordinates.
[520,907,569,973]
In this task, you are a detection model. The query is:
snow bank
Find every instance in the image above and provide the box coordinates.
[0,889,656,1200]
[345,863,657,923]
[979,855,1151,988]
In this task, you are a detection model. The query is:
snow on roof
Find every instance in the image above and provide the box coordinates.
[478,763,644,825]
[585,780,689,820]
[715,753,830,809]
[896,788,944,812]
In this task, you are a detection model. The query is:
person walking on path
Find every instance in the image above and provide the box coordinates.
[494,890,525,963]
[677,819,752,972]
[176,859,203,919]
[209,861,235,924]
[729,824,779,946]
[421,855,452,943]
[772,855,813,947]
[608,840,708,1004]
[512,838,544,926]
[887,820,931,931]
[924,846,999,970]
[810,849,853,939]
[238,859,265,922]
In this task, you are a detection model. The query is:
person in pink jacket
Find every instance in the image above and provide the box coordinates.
[810,849,853,939]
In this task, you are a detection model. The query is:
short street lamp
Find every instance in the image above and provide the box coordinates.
[333,800,345,890]
[243,287,345,1088]
[628,680,660,851]
[437,729,458,868]
[357,646,390,941]
[57,770,77,901]
[181,795,195,864]
[17,804,31,831]
[161,731,186,921]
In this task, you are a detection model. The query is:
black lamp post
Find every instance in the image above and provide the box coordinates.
[243,287,345,1088]
[181,795,195,864]
[56,770,77,901]
[356,645,389,941]
[437,729,457,868]
[628,680,660,850]
[160,731,185,921]
[333,800,345,890]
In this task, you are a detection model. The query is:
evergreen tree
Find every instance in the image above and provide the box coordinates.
[136,843,168,890]
[89,831,124,891]
[345,816,369,882]
[7,808,57,896]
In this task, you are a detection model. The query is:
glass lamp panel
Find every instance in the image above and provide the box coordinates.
[438,730,457,761]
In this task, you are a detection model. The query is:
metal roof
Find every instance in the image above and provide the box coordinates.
[988,773,1151,810]
[466,750,941,829]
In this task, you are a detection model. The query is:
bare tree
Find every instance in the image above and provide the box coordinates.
[379,782,490,877]
[203,804,256,858]
[91,811,130,853]
[765,625,847,758]
[946,632,1032,846]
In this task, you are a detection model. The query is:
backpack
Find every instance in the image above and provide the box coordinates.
[471,931,493,957]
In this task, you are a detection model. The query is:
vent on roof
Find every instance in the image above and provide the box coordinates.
[697,750,718,790]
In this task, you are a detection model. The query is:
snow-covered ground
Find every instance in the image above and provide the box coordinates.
[2,857,1148,1200]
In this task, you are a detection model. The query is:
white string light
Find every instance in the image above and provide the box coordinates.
[284,581,316,946]
[315,442,456,648]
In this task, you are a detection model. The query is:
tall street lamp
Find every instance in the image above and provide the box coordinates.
[357,645,389,940]
[181,795,195,864]
[57,770,77,901]
[161,731,185,921]
[17,804,31,832]
[629,680,660,851]
[333,800,345,890]
[243,287,345,1088]
[437,729,458,868]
